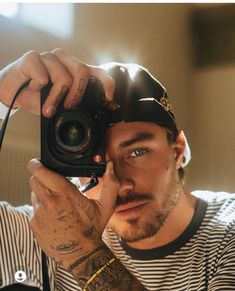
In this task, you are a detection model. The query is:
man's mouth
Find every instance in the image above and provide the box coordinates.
[114,201,148,216]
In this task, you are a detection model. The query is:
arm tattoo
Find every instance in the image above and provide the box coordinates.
[68,245,104,273]
[56,240,83,255]
[69,245,147,291]
[83,226,99,241]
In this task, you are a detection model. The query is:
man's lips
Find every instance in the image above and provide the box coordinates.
[114,201,148,213]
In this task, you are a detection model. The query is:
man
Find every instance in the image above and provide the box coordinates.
[0,49,234,290]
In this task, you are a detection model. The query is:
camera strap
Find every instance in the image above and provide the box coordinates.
[79,174,99,193]
[0,80,31,151]
[41,250,51,291]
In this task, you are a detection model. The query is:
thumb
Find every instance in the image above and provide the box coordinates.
[98,161,120,225]
[27,158,77,196]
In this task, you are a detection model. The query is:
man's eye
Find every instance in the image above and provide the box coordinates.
[129,149,146,157]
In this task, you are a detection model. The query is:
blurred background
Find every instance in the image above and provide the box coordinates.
[0,3,234,205]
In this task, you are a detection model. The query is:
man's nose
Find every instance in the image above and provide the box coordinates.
[113,164,134,195]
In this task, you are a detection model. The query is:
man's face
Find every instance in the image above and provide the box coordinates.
[81,121,184,243]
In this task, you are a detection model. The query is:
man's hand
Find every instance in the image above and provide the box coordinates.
[0,49,115,117]
[27,158,119,270]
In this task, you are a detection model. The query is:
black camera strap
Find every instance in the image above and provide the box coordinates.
[79,174,99,193]
[0,80,30,151]
[41,251,51,291]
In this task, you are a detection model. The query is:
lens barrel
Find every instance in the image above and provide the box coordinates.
[54,109,91,154]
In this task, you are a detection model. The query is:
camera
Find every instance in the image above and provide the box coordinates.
[41,78,106,177]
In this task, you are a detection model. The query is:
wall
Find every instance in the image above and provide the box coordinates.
[187,64,235,193]
[3,3,230,206]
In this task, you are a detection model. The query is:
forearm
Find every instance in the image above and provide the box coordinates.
[67,244,147,291]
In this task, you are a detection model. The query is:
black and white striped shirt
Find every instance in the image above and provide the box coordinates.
[1,191,235,290]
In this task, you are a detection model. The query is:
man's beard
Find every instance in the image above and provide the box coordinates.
[108,190,179,243]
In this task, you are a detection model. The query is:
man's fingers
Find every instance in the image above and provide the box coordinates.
[0,49,116,118]
[0,51,48,109]
[27,158,77,195]
[90,66,116,102]
[63,73,90,109]
[29,176,54,208]
[98,161,120,223]
[52,49,116,106]
[44,84,68,116]
[52,49,91,108]
[20,51,49,87]
[31,191,40,211]
[39,52,72,117]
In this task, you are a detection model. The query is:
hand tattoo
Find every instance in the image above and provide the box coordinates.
[56,240,82,255]
[68,245,104,273]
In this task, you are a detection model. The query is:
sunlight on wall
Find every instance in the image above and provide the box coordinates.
[0,3,74,39]
[19,3,74,39]
[0,3,18,18]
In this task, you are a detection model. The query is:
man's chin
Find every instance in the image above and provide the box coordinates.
[109,220,161,243]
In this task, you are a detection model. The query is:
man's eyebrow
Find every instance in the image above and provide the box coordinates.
[118,133,154,149]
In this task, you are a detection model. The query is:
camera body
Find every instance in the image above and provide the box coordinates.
[41,78,106,177]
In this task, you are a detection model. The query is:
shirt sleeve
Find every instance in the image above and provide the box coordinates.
[0,102,19,119]
[208,228,235,290]
[0,102,19,131]
[0,201,42,289]
[0,201,80,291]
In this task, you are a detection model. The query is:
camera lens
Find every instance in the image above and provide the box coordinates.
[59,120,85,147]
[55,110,91,154]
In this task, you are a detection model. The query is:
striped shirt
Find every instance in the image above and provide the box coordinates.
[0,191,235,290]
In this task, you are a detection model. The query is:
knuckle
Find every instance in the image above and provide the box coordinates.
[96,67,106,75]
[38,76,49,86]
[91,67,116,91]
[45,197,55,210]
[60,184,71,195]
[40,51,52,58]
[63,75,73,88]
[33,165,44,179]
[90,66,104,78]
[40,52,58,65]
[75,62,89,75]
[53,76,72,93]
[51,48,67,56]
[22,50,40,61]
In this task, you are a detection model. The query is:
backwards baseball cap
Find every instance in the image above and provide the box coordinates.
[101,62,191,168]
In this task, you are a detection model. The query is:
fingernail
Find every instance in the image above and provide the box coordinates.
[28,159,41,172]
[106,161,114,174]
[45,105,55,117]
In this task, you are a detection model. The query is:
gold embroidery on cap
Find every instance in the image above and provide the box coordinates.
[160,97,174,114]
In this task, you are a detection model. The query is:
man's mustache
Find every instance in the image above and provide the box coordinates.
[115,192,153,207]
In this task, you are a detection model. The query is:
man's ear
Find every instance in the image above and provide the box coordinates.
[173,131,186,169]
